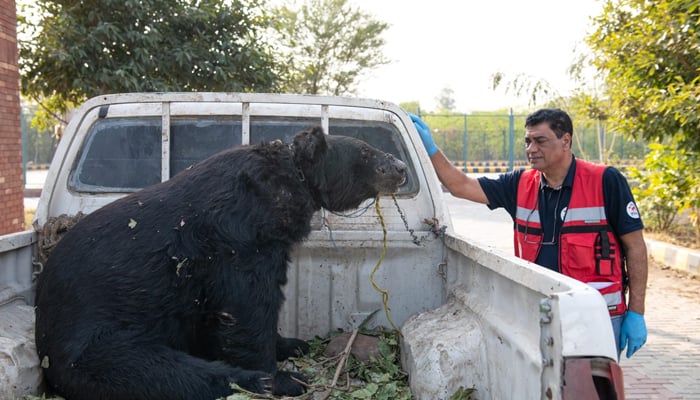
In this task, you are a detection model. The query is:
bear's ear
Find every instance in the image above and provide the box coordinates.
[292,126,328,164]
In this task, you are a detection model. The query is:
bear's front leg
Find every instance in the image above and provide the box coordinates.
[199,256,308,395]
[198,309,308,396]
[198,309,278,370]
[276,333,311,361]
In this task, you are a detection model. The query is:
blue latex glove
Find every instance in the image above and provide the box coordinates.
[408,113,439,156]
[620,311,647,358]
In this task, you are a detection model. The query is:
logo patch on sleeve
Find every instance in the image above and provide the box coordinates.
[626,201,640,219]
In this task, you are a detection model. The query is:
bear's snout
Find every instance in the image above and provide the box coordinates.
[375,156,407,193]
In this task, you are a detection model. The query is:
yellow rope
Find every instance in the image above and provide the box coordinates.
[370,196,400,333]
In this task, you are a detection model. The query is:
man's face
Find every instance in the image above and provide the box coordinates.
[524,122,570,171]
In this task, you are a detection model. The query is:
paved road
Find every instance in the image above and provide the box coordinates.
[444,193,700,400]
[23,169,47,210]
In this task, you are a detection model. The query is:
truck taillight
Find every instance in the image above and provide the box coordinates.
[563,357,625,400]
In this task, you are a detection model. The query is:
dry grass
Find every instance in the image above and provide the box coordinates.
[645,223,699,250]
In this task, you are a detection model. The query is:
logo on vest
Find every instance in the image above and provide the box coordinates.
[626,201,640,219]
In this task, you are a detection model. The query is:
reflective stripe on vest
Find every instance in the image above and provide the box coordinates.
[514,160,627,316]
[564,206,606,223]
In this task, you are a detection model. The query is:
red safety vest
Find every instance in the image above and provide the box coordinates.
[514,160,627,316]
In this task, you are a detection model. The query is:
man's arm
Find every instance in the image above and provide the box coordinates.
[409,114,489,205]
[619,229,648,314]
[619,228,648,358]
[430,150,489,204]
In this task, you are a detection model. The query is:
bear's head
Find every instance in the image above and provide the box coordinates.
[292,127,407,212]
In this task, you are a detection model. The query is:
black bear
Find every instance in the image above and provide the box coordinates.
[35,126,407,400]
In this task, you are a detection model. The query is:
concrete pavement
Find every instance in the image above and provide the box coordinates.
[620,267,700,400]
[444,193,700,400]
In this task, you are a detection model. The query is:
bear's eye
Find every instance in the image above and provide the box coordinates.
[361,146,372,161]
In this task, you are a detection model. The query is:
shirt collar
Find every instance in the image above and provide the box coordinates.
[539,155,576,190]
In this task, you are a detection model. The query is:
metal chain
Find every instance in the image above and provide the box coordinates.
[392,195,421,246]
[423,217,447,238]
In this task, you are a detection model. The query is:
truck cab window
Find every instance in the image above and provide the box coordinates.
[70,117,161,192]
[71,114,416,196]
[170,117,242,175]
[250,118,320,143]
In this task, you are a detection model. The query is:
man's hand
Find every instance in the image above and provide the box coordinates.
[409,113,438,156]
[620,311,647,358]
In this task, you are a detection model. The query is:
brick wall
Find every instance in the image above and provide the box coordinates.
[0,0,23,235]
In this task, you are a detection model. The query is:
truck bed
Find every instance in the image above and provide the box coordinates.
[0,93,622,399]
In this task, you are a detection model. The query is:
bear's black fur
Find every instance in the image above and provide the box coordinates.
[35,127,407,400]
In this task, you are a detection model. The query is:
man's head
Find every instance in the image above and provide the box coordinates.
[524,108,573,174]
[525,108,573,139]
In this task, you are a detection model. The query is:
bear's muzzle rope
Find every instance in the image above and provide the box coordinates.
[370,195,400,333]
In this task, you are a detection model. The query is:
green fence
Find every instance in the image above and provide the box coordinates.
[420,111,647,172]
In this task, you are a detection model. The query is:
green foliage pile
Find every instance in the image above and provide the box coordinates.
[226,329,412,400]
[225,328,477,400]
[21,329,477,400]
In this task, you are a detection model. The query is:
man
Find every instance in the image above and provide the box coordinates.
[410,108,647,358]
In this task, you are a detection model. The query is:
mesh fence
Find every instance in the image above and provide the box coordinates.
[421,113,647,172]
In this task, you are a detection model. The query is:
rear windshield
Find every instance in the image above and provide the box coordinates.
[70,116,418,195]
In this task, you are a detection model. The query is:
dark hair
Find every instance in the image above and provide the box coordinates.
[525,108,573,138]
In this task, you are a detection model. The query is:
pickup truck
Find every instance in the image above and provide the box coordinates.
[0,92,623,399]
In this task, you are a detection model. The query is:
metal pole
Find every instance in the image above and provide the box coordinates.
[508,108,515,170]
[462,114,467,169]
[502,129,506,159]
[21,106,26,184]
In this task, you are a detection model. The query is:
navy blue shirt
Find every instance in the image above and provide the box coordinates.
[477,156,644,271]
